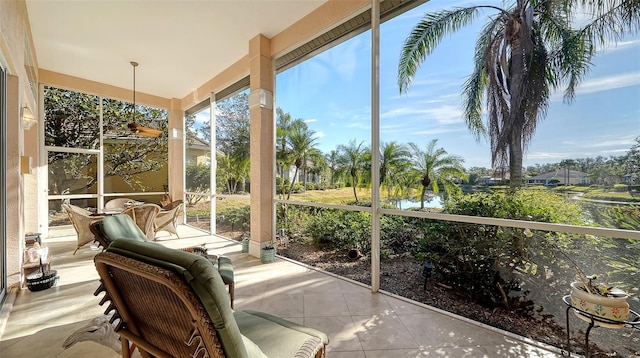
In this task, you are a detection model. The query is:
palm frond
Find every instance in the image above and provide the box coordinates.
[463,18,506,141]
[398,7,483,93]
[578,0,640,48]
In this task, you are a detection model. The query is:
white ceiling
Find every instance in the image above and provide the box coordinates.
[25,0,327,100]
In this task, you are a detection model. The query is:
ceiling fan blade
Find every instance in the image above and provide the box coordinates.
[136,128,162,137]
[127,122,162,138]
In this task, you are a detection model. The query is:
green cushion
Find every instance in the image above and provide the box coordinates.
[234,310,328,357]
[96,214,148,245]
[216,256,234,284]
[106,239,251,357]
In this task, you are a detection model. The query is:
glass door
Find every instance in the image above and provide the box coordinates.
[0,65,7,304]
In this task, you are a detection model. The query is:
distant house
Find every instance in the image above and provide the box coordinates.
[186,136,211,165]
[476,167,510,186]
[282,160,321,185]
[622,173,639,185]
[527,169,590,186]
[186,137,225,166]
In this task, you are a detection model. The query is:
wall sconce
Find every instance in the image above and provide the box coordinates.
[248,89,273,109]
[21,106,37,130]
[21,156,32,175]
[171,128,183,139]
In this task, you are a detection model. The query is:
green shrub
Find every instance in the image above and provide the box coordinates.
[305,208,371,252]
[291,182,303,193]
[583,190,639,202]
[276,177,290,195]
[613,184,628,192]
[219,205,250,233]
[303,203,411,255]
[417,189,586,309]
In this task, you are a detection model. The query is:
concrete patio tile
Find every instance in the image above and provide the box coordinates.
[304,316,363,352]
[264,271,318,295]
[0,226,565,358]
[337,278,371,293]
[258,293,304,318]
[384,294,434,315]
[363,346,490,357]
[304,293,350,317]
[398,312,488,348]
[331,351,367,358]
[234,295,263,311]
[352,313,418,351]
[344,292,394,316]
[301,272,343,294]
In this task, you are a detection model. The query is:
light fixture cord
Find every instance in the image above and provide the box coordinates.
[131,61,138,123]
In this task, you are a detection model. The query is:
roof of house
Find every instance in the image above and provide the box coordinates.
[528,169,589,180]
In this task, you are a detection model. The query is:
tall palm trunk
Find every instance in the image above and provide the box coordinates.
[420,176,431,209]
[509,130,524,187]
[350,168,359,203]
[506,13,529,188]
[287,166,299,200]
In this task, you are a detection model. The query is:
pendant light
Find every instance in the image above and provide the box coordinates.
[127,61,162,138]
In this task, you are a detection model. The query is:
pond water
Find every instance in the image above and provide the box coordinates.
[393,196,443,209]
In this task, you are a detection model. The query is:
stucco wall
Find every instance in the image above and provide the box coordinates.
[0,0,40,288]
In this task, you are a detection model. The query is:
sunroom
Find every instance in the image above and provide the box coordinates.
[1,0,638,356]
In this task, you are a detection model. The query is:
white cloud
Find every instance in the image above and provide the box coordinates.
[304,118,317,123]
[561,134,637,149]
[410,127,467,136]
[601,148,630,154]
[315,130,325,139]
[576,73,640,95]
[381,103,464,125]
[525,151,569,160]
[551,72,640,102]
[599,39,640,53]
[194,111,210,125]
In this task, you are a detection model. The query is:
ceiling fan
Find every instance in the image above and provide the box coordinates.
[126,61,162,138]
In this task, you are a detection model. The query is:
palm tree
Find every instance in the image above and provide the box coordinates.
[276,109,308,176]
[379,141,412,202]
[276,108,293,178]
[379,141,411,188]
[306,149,327,187]
[286,125,319,200]
[337,139,370,204]
[398,0,640,188]
[409,139,468,209]
[325,149,341,188]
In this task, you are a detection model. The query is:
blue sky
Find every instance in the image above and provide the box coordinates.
[274,0,640,169]
[196,0,640,170]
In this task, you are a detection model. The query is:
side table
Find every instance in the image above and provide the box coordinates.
[562,295,640,357]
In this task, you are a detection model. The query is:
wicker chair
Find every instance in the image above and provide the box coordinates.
[62,203,105,255]
[122,203,161,241]
[104,198,137,212]
[155,200,183,238]
[95,239,327,358]
[90,214,235,308]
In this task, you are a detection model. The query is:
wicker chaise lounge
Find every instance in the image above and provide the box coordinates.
[95,239,328,358]
[90,213,235,308]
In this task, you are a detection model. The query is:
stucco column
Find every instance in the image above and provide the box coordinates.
[168,98,184,207]
[248,34,275,258]
[6,75,24,287]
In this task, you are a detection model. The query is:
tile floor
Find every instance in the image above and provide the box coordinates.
[0,225,563,357]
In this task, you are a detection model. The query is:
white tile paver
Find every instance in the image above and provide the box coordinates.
[0,225,562,357]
